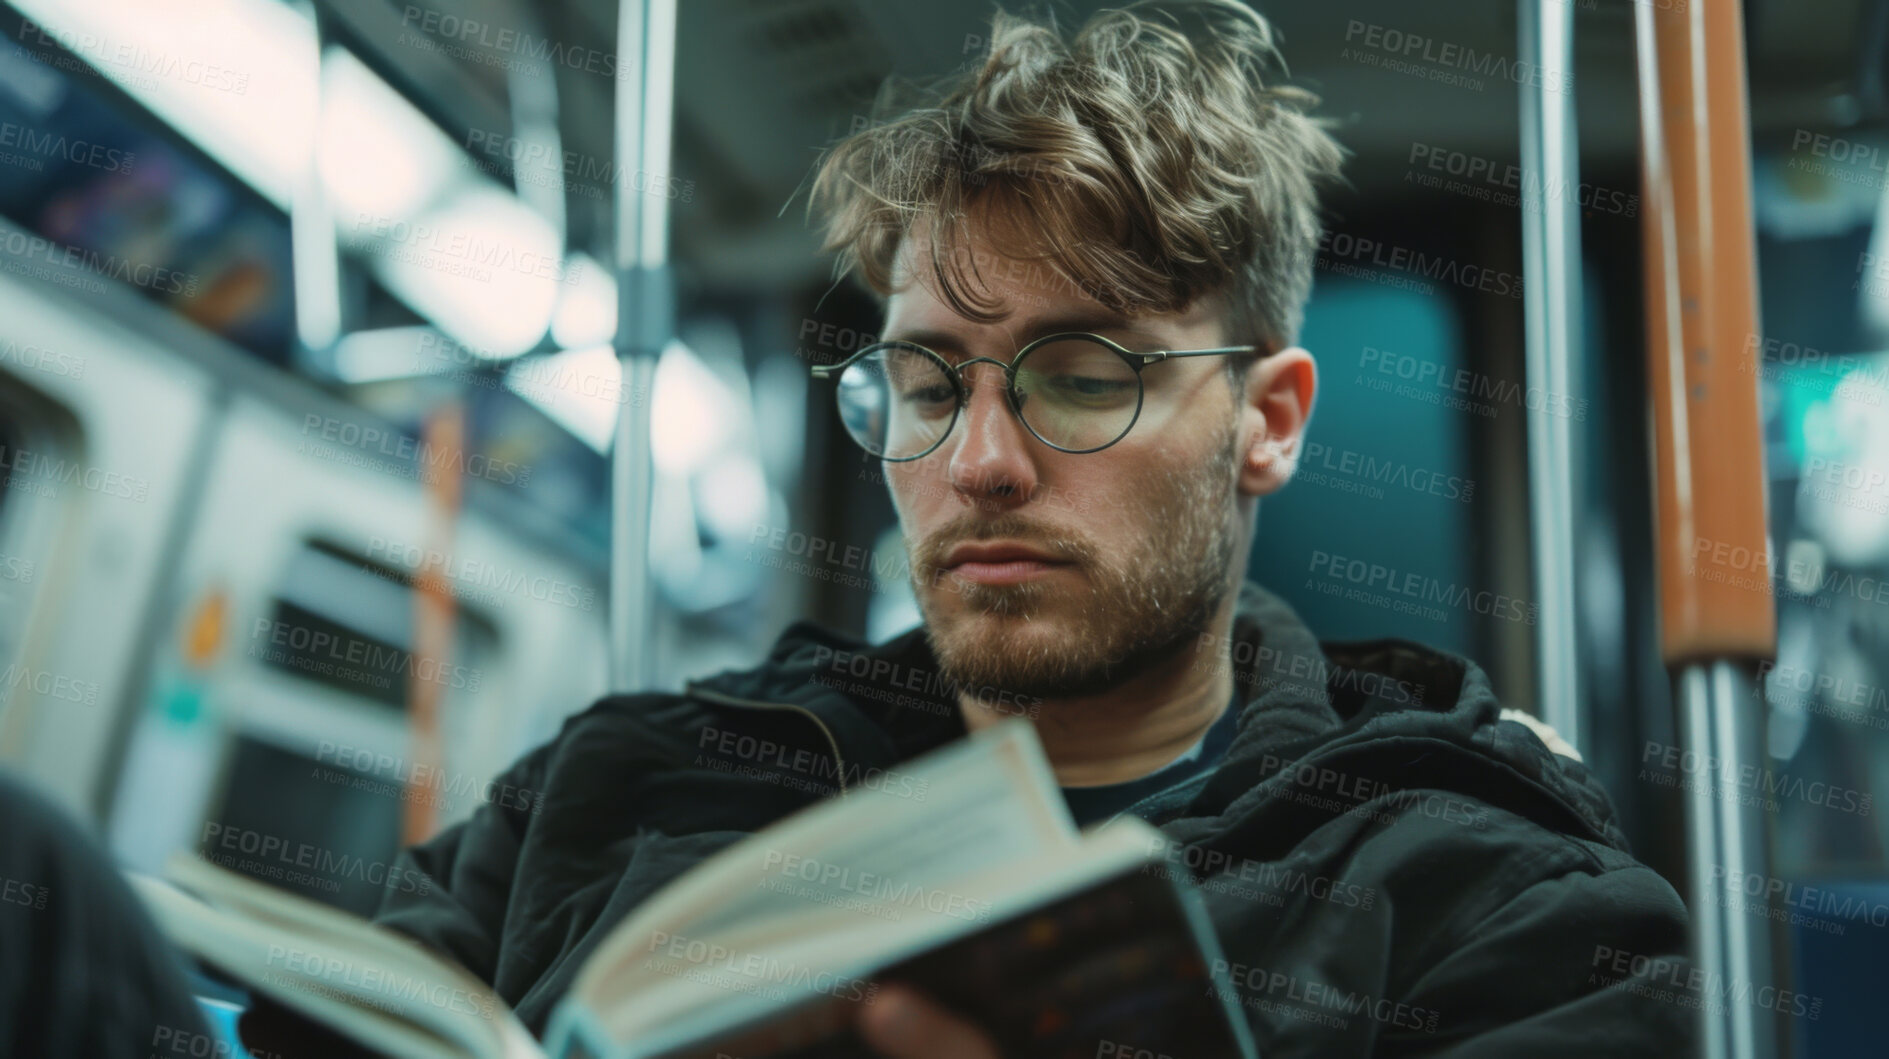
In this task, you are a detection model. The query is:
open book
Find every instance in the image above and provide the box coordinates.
[130,721,1259,1059]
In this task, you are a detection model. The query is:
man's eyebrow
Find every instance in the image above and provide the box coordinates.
[883,313,1158,357]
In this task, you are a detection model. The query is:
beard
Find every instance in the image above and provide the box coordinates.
[908,421,1242,701]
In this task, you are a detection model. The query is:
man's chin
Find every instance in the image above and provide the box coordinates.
[924,576,1062,621]
[941,605,1066,642]
[924,600,1120,695]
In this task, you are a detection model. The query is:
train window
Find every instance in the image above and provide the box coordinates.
[207,733,406,917]
[139,537,512,912]
[0,414,18,527]
[0,376,75,717]
[259,539,498,711]
[1246,279,1478,656]
[4,1,1886,1055]
[1748,162,1889,859]
[0,417,26,675]
[1741,68,1889,1055]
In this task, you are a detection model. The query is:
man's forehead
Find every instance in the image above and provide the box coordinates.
[885,215,1225,343]
[888,216,1085,317]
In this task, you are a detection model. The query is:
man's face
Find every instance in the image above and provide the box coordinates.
[882,219,1253,700]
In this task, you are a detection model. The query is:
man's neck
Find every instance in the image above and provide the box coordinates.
[958,619,1237,788]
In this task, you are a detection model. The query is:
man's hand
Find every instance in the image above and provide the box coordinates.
[856,984,1000,1058]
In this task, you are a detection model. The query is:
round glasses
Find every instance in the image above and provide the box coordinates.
[810,332,1257,461]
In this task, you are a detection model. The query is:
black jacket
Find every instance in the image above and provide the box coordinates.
[250,581,1695,1057]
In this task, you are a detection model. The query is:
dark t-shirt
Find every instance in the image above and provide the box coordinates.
[1059,689,1242,827]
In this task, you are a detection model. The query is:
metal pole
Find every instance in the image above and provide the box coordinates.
[610,0,677,692]
[1518,0,1586,754]
[1633,0,1782,1055]
[1677,662,1778,1059]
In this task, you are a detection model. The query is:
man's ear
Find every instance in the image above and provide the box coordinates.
[1237,346,1316,497]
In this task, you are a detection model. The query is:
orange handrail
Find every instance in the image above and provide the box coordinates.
[1639,0,1777,666]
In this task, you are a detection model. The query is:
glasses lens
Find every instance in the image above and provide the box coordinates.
[1013,337,1141,451]
[834,345,958,459]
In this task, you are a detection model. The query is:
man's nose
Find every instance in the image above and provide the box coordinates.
[946,363,1039,507]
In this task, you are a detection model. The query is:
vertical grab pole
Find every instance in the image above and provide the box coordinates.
[609,0,677,692]
[404,405,464,844]
[1518,0,1586,754]
[1633,1,1781,1057]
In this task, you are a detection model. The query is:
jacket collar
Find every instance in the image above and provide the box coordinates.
[688,579,1632,851]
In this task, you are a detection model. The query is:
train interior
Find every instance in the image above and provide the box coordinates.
[0,0,1886,1054]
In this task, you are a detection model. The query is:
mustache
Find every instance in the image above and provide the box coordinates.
[911,514,1093,580]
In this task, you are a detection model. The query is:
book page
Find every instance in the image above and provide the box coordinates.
[583,820,1170,1058]
[689,760,1068,939]
[563,721,1074,1027]
[134,859,543,1059]
[166,854,451,979]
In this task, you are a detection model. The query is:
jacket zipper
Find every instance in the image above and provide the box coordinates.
[684,683,851,797]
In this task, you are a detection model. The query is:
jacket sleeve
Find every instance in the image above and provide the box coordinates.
[1386,863,1698,1057]
[368,739,556,982]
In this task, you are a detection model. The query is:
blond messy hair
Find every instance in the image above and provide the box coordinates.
[808,0,1347,355]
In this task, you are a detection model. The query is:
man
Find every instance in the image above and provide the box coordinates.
[8,1,1691,1056]
[292,2,1688,1054]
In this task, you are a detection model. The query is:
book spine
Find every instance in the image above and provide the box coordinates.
[1170,875,1260,1059]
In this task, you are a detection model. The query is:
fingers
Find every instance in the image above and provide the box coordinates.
[857,984,1001,1059]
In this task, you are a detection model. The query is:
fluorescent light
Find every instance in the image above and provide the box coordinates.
[10,0,317,207]
[331,326,449,384]
[318,48,459,221]
[505,344,621,452]
[649,470,703,587]
[551,253,617,349]
[694,451,769,540]
[652,341,737,476]
[16,0,575,364]
[505,338,754,463]
[366,181,562,358]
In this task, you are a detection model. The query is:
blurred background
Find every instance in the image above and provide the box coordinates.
[0,0,1885,1053]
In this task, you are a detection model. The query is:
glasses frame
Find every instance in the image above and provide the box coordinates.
[810,332,1260,461]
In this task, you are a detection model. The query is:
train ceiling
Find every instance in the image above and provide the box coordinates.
[325,0,1880,293]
